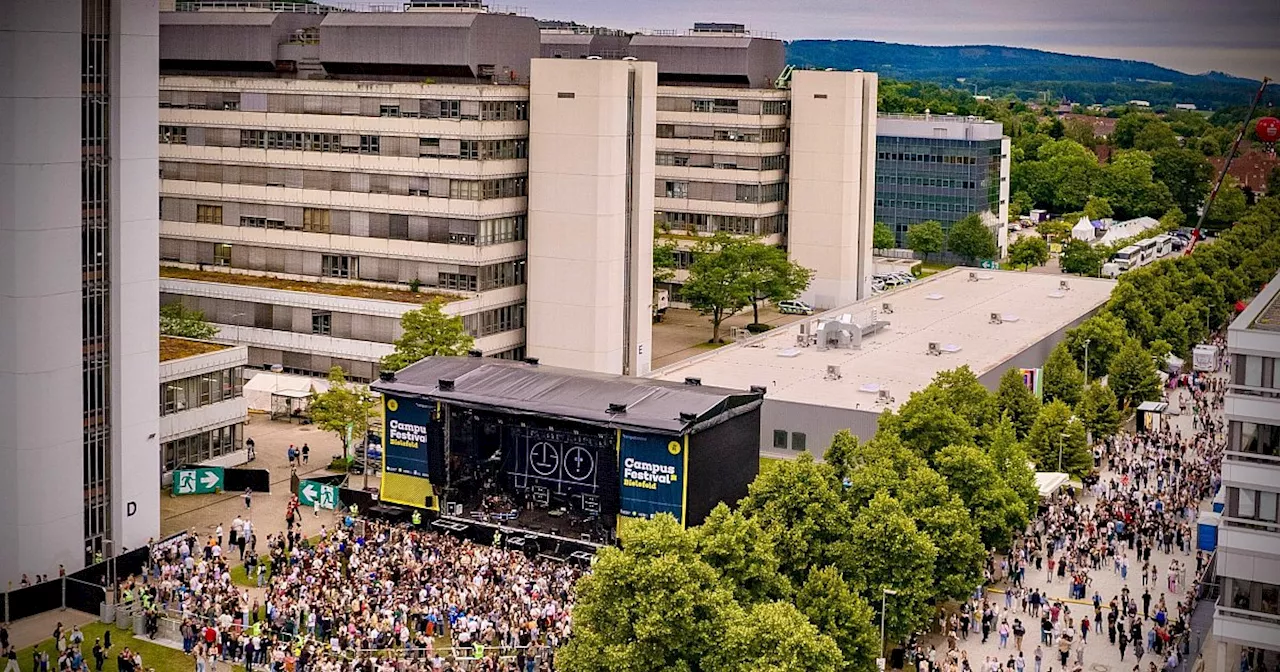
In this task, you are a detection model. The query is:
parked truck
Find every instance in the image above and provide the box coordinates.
[653,288,670,323]
[1193,344,1220,372]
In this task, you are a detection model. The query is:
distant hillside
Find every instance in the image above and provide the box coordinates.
[786,40,1276,110]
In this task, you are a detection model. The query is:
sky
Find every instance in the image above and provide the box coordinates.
[498,0,1280,81]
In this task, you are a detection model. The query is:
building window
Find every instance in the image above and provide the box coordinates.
[240,216,286,230]
[213,243,232,266]
[159,125,187,144]
[761,100,787,115]
[773,430,788,449]
[712,98,739,113]
[439,100,460,119]
[459,140,479,161]
[691,99,713,113]
[311,310,332,335]
[359,135,380,154]
[664,181,688,199]
[791,432,806,451]
[322,254,354,278]
[379,105,400,117]
[196,204,223,224]
[240,129,265,148]
[302,208,331,233]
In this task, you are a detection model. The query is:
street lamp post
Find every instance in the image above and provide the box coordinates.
[1058,432,1070,472]
[880,588,898,670]
[1083,339,1091,384]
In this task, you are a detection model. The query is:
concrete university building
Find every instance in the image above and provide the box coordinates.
[1,0,161,582]
[154,2,881,384]
[1216,272,1280,671]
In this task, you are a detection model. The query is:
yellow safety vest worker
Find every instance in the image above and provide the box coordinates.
[411,511,421,526]
[349,503,358,516]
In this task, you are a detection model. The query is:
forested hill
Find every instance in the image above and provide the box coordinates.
[785,40,1275,110]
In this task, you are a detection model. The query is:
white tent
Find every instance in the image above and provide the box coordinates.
[1071,216,1095,242]
[1096,216,1159,247]
[243,371,329,413]
[1035,471,1070,499]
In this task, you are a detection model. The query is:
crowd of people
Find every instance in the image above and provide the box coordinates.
[916,368,1228,672]
[116,514,580,671]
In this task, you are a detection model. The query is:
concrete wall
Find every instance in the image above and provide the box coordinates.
[112,0,161,558]
[787,70,878,309]
[0,0,88,584]
[526,58,656,375]
[976,304,1102,391]
[760,399,882,458]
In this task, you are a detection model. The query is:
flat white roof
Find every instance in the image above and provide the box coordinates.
[650,268,1115,411]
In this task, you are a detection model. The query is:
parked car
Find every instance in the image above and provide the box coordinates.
[778,300,814,315]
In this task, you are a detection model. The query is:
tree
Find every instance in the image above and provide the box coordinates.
[934,444,1030,549]
[1113,113,1160,149]
[1108,339,1162,410]
[1064,312,1130,379]
[160,302,218,340]
[873,222,896,251]
[892,387,976,459]
[845,492,938,642]
[1083,196,1114,221]
[308,367,377,460]
[947,214,998,263]
[1160,207,1187,231]
[986,416,1039,514]
[1152,148,1213,216]
[1010,191,1034,219]
[380,299,473,372]
[653,236,679,284]
[1062,118,1097,148]
[682,234,754,343]
[558,514,736,672]
[707,602,844,672]
[693,504,791,604]
[1036,219,1072,243]
[739,454,853,585]
[736,239,813,325]
[1043,342,1085,407]
[1206,175,1248,226]
[1077,382,1122,442]
[1008,235,1050,270]
[996,367,1040,439]
[1268,164,1280,197]
[1025,400,1091,477]
[906,220,945,262]
[1097,150,1174,220]
[1059,238,1106,276]
[1133,121,1179,151]
[795,567,879,672]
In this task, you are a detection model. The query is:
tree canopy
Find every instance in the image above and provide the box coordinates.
[1008,235,1050,270]
[683,233,812,341]
[947,214,998,263]
[873,222,896,251]
[308,367,377,460]
[906,221,945,261]
[160,302,219,340]
[380,299,474,372]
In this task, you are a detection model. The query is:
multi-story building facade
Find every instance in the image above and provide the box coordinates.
[1,0,159,581]
[875,113,1011,255]
[157,4,538,380]
[158,337,248,475]
[1217,273,1280,672]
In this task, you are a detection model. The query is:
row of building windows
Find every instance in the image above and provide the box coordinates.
[1232,354,1279,390]
[876,174,982,190]
[661,180,786,204]
[159,89,529,121]
[1228,420,1280,457]
[163,424,241,474]
[656,152,786,171]
[161,366,245,416]
[657,211,786,237]
[1227,486,1279,523]
[657,125,786,143]
[875,198,988,214]
[159,125,527,161]
[876,151,982,165]
[162,162,528,204]
[656,97,788,116]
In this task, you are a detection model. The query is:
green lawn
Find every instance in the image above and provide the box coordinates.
[14,620,204,672]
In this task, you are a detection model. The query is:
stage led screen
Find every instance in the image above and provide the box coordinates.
[503,424,612,497]
[383,395,433,478]
[618,432,687,524]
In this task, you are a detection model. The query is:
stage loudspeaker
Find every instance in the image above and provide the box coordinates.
[423,495,436,510]
[524,540,541,560]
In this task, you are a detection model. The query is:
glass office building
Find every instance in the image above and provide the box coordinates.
[874,116,1011,249]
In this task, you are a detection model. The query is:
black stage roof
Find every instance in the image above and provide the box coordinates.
[372,357,762,435]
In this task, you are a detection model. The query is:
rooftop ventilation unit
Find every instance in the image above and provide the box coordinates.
[523,356,540,366]
[467,349,483,358]
[969,272,979,282]
[438,379,455,391]
[750,385,768,394]
[927,342,941,356]
[1060,280,1071,291]
[684,377,702,386]
[825,365,842,380]
[990,312,1003,324]
[881,302,894,314]
[679,411,698,422]
[607,402,628,414]
[877,388,893,404]
[378,370,396,382]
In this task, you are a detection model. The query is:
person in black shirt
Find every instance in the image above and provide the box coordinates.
[92,640,105,672]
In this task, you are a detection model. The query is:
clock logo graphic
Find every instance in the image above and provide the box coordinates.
[563,445,595,481]
[529,441,560,476]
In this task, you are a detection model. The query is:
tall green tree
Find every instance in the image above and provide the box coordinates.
[1206,175,1248,226]
[1008,235,1050,270]
[1097,150,1174,220]
[1108,340,1162,409]
[682,234,755,343]
[1152,148,1214,216]
[739,454,853,585]
[707,602,844,672]
[845,492,938,642]
[947,214,998,263]
[1025,400,1091,476]
[1065,313,1130,379]
[986,416,1039,514]
[1083,196,1113,221]
[308,366,378,459]
[558,514,736,672]
[1133,121,1180,151]
[653,235,679,284]
[693,504,791,604]
[1059,238,1106,276]
[1010,191,1034,218]
[891,387,977,459]
[1043,342,1085,407]
[380,299,473,372]
[996,367,1041,439]
[906,220,945,262]
[795,567,880,672]
[873,222,897,250]
[736,240,814,325]
[933,444,1030,549]
[160,302,219,340]
[1077,382,1122,442]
